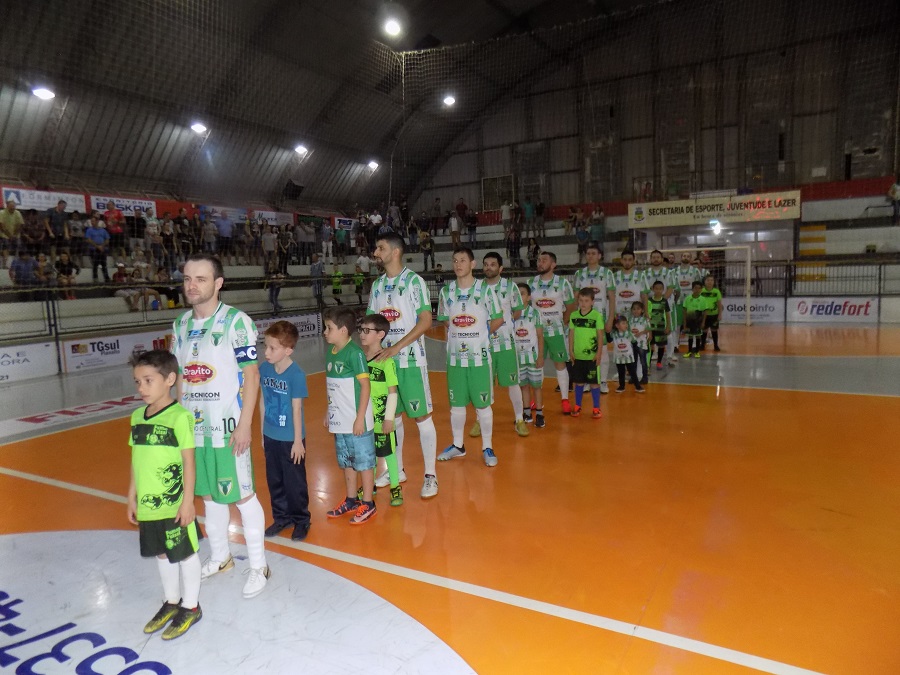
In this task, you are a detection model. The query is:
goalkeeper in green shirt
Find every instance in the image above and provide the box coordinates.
[700,275,723,352]
[682,281,709,358]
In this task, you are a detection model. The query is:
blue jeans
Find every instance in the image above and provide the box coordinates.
[334,430,376,471]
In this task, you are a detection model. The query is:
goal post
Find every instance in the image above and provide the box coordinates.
[634,245,752,326]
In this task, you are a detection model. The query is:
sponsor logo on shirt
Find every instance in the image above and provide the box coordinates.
[382,307,401,322]
[536,299,555,308]
[619,290,635,298]
[183,391,221,401]
[515,328,529,337]
[452,314,476,327]
[183,362,216,383]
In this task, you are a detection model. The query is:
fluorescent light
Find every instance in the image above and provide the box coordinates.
[384,18,401,36]
[368,161,379,170]
[294,145,308,155]
[32,88,55,100]
[443,95,456,107]
[191,122,207,134]
[710,219,722,236]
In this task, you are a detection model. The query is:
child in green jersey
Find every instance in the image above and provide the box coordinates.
[331,264,344,306]
[358,313,404,507]
[127,350,202,640]
[682,281,709,358]
[353,265,365,304]
[646,280,671,371]
[699,274,723,352]
[567,287,604,419]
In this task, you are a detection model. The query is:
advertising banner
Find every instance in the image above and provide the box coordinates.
[90,196,156,216]
[628,190,801,228]
[255,313,322,340]
[786,297,879,323]
[0,342,58,383]
[62,330,170,373]
[2,187,87,213]
[719,298,785,324]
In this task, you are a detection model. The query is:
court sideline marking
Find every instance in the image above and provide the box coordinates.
[0,465,823,675]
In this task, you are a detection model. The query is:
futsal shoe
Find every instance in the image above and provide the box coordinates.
[421,475,439,498]
[534,412,546,429]
[469,421,481,437]
[482,448,498,467]
[592,408,602,419]
[600,382,609,394]
[326,497,360,518]
[144,600,181,634]
[390,486,404,507]
[242,566,271,599]
[523,410,533,423]
[375,468,406,488]
[561,400,571,414]
[161,605,202,640]
[570,405,581,417]
[349,501,377,525]
[515,420,529,436]
[200,555,234,580]
[438,444,466,461]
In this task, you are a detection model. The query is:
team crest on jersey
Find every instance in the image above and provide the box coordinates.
[452,314,476,327]
[211,333,224,346]
[191,343,199,357]
[536,299,555,308]
[326,362,332,372]
[218,479,232,496]
[409,400,420,412]
[459,344,469,353]
[334,362,344,374]
[382,308,401,322]
[183,363,215,383]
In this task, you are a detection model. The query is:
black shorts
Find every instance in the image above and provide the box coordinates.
[139,517,199,562]
[651,330,667,345]
[684,316,703,337]
[571,359,599,385]
[705,314,720,330]
[374,430,397,458]
[109,233,125,249]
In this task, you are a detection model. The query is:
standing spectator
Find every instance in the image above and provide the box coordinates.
[190,213,204,254]
[466,209,478,248]
[104,201,126,263]
[455,197,468,224]
[160,220,177,272]
[9,249,38,301]
[0,199,24,268]
[500,200,512,234]
[216,212,234,266]
[321,219,334,264]
[145,214,163,267]
[575,222,590,264]
[67,211,85,267]
[177,214,193,262]
[399,194,410,227]
[420,231,434,271]
[448,210,461,248]
[295,221,313,265]
[407,215,419,253]
[278,225,293,275]
[33,253,56,300]
[565,206,577,235]
[265,269,285,312]
[143,207,158,250]
[355,228,368,258]
[54,251,79,300]
[21,210,46,256]
[505,227,522,268]
[589,205,606,243]
[261,225,277,272]
[430,198,442,234]
[523,197,535,238]
[513,200,524,232]
[45,200,70,260]
[527,237,540,270]
[130,207,146,257]
[84,214,111,282]
[334,223,348,264]
[355,250,371,276]
[202,217,218,254]
[388,201,401,229]
[247,219,262,267]
[890,175,900,226]
[310,253,325,309]
[535,198,546,237]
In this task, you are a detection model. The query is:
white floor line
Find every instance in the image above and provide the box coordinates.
[0,465,824,675]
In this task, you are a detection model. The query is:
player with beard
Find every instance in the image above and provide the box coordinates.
[671,252,703,361]
[573,243,615,393]
[642,249,677,366]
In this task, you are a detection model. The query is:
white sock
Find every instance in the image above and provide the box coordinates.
[179,553,201,609]
[236,496,267,570]
[600,347,611,383]
[157,557,181,604]
[417,416,437,475]
[450,407,466,449]
[667,331,677,360]
[394,416,405,473]
[556,368,569,400]
[203,500,231,563]
[476,406,494,450]
[507,385,524,422]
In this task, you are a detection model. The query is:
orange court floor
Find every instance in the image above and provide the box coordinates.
[1,324,899,674]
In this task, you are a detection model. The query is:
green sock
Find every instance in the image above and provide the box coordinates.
[385,452,400,489]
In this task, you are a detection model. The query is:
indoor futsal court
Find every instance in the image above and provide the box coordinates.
[1,325,899,674]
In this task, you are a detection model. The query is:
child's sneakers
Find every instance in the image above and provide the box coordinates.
[161,604,202,640]
[482,448,498,467]
[570,405,582,417]
[144,600,181,634]
[523,410,533,423]
[592,408,602,419]
[561,400,571,414]
[615,386,625,393]
[635,385,646,393]
[326,497,359,518]
[390,486,403,507]
[534,412,546,428]
[349,501,377,525]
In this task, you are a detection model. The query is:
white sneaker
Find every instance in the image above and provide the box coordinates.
[200,555,234,580]
[599,382,609,394]
[438,444,466,461]
[242,566,271,599]
[375,468,407,488]
[482,448,498,467]
[420,475,439,499]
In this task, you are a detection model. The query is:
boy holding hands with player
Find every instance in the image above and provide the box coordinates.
[567,288,605,419]
[514,283,546,428]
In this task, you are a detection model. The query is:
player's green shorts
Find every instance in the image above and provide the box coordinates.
[491,347,519,387]
[543,333,569,363]
[195,443,256,504]
[674,304,685,327]
[518,363,544,388]
[396,364,434,418]
[447,364,493,409]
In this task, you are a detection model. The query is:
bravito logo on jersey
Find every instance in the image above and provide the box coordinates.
[183,362,216,384]
[536,298,555,308]
[452,314,476,327]
[382,307,401,322]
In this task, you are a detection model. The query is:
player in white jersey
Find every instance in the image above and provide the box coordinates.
[643,249,678,364]
[437,248,504,467]
[171,254,269,599]
[528,251,576,413]
[611,248,648,321]
[367,233,439,499]
[671,252,703,359]
[573,243,615,393]
[480,252,528,437]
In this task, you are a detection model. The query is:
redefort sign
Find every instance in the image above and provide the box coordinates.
[628,190,801,228]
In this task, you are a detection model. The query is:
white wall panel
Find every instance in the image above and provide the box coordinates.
[431,152,478,187]
[482,106,527,147]
[551,172,579,205]
[550,138,579,172]
[533,93,577,138]
[483,147,510,176]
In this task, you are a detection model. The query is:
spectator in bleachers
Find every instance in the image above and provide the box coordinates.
[177,213,193,262]
[506,227,522,268]
[145,213,162,267]
[400,194,410,226]
[416,209,430,236]
[54,251,79,300]
[278,225,294,274]
[189,212,203,253]
[160,220,177,271]
[420,230,435,271]
[261,225,277,272]
[84,214,110,282]
[132,247,149,276]
[113,264,140,311]
[431,197,443,234]
[500,200,512,234]
[535,198,546,237]
[448,210,461,248]
[21,209,46,257]
[466,208,478,248]
[103,201,126,263]
[153,267,181,308]
[0,199,23,269]
[575,222,590,265]
[130,207,145,256]
[388,200,401,229]
[589,205,605,243]
[310,253,324,309]
[9,248,38,301]
[129,267,162,311]
[44,200,69,261]
[216,212,235,265]
[247,219,262,267]
[34,253,56,299]
[334,222,348,264]
[565,206,576,235]
[513,200,524,232]
[523,197,535,238]
[201,217,217,253]
[408,215,420,253]
[321,219,334,264]
[527,237,540,270]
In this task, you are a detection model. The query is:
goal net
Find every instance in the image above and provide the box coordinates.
[634,246,752,326]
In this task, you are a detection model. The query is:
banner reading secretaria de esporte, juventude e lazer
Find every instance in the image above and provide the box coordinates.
[629,190,801,228]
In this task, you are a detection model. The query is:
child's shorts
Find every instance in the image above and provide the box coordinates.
[139,518,199,562]
[334,430,376,471]
[571,359,600,385]
[652,330,668,346]
[518,364,544,388]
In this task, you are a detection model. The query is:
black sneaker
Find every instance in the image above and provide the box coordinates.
[523,410,533,424]
[291,523,310,541]
[264,522,289,537]
[534,412,546,428]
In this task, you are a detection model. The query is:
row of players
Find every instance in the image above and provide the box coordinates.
[124,238,723,639]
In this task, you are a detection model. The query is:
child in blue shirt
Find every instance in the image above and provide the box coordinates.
[258,320,310,541]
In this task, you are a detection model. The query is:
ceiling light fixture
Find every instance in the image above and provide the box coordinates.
[294,145,308,155]
[384,18,401,36]
[368,161,379,170]
[443,95,456,107]
[191,122,208,134]
[710,219,722,236]
[32,88,55,100]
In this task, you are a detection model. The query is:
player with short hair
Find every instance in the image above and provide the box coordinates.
[478,252,529,437]
[646,280,672,370]
[367,233,439,498]
[643,249,677,365]
[700,274,723,351]
[682,281,709,358]
[573,243,615,393]
[514,283,545,428]
[671,252,703,359]
[171,253,269,599]
[128,349,201,640]
[611,248,648,323]
[529,251,576,413]
[567,288,605,419]
[437,248,504,467]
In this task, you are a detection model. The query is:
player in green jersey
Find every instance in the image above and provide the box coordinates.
[128,350,201,640]
[567,288,604,419]
[646,280,672,371]
[700,274,723,351]
[682,281,709,358]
